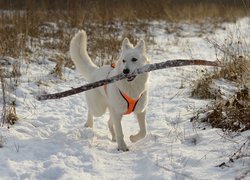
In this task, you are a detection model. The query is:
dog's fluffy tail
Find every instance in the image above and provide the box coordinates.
[70,30,98,81]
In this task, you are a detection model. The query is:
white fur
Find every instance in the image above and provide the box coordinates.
[70,30,150,151]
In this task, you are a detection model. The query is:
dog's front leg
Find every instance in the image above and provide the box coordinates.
[110,108,128,151]
[130,111,147,143]
[108,117,116,142]
[84,112,93,128]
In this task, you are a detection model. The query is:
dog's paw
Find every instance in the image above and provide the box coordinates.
[130,135,137,143]
[130,132,146,143]
[117,141,129,152]
[84,123,93,128]
[117,147,129,152]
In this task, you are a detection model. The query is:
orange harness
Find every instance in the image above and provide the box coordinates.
[104,63,141,115]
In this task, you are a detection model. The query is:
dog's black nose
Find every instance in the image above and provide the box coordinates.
[123,69,130,74]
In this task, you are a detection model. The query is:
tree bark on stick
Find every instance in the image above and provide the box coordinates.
[37,59,218,101]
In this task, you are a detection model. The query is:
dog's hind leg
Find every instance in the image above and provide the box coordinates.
[108,117,116,142]
[130,111,147,143]
[84,112,93,128]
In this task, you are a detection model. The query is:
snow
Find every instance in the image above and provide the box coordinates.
[0,18,250,179]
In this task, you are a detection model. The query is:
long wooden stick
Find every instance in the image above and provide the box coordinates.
[37,59,218,101]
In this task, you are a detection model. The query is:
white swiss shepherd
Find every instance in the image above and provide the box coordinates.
[70,30,150,151]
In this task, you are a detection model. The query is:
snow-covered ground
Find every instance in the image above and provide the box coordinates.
[0,18,250,179]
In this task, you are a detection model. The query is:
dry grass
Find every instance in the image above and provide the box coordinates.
[0,64,18,126]
[0,68,7,126]
[1,0,249,59]
[191,70,216,99]
[1,0,249,22]
[49,55,64,79]
[191,39,250,132]
[0,0,249,65]
[0,134,6,148]
[191,56,249,99]
[4,101,18,125]
[192,34,250,98]
[205,87,249,132]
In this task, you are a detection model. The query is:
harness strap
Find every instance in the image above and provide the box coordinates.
[104,63,141,115]
[111,63,116,68]
[119,90,141,115]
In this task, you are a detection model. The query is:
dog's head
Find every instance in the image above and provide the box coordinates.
[117,38,150,81]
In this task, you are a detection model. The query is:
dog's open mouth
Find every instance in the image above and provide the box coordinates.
[127,75,136,82]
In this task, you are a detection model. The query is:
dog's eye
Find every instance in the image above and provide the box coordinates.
[132,58,138,62]
[122,59,126,63]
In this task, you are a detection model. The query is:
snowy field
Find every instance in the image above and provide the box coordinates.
[0,18,250,179]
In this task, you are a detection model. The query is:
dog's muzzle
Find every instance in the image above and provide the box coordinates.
[123,69,136,81]
[127,75,136,81]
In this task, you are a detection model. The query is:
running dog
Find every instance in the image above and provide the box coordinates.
[70,30,150,151]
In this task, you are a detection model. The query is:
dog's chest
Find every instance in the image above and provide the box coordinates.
[103,84,146,115]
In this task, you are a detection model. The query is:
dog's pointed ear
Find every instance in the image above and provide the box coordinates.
[135,39,146,53]
[122,38,133,51]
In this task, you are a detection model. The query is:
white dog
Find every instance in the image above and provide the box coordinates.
[70,30,150,151]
